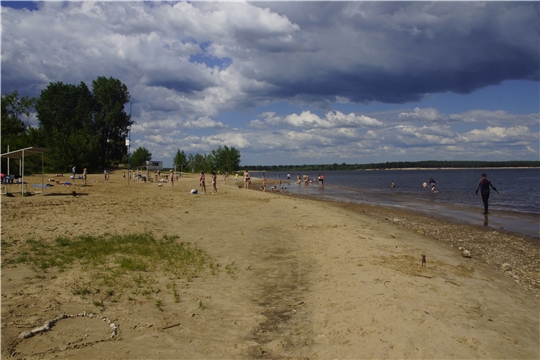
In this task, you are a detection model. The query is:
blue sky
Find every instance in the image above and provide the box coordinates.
[2,1,538,167]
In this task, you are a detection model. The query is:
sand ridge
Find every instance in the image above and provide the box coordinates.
[1,171,538,359]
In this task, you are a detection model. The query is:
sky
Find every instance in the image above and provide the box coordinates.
[1,1,539,167]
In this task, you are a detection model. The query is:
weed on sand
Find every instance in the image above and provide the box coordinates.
[4,233,218,305]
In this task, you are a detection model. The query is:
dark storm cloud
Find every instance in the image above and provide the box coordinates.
[243,1,539,104]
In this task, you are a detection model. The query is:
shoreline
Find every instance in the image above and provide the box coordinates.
[1,173,539,358]
[249,173,539,238]
[243,167,540,171]
[248,177,540,295]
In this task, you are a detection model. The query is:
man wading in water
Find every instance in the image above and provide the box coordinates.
[475,173,499,215]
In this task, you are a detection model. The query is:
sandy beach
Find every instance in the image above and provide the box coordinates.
[1,171,539,359]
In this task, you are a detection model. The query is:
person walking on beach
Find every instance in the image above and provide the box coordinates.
[199,171,206,194]
[169,170,174,186]
[211,171,217,194]
[476,173,499,214]
[72,166,76,179]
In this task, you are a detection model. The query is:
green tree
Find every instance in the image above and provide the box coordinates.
[92,76,132,166]
[34,76,131,171]
[210,145,241,173]
[35,81,96,171]
[188,153,207,173]
[130,146,152,167]
[173,149,188,172]
[1,90,41,173]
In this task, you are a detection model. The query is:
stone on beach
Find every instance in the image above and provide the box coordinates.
[461,249,472,258]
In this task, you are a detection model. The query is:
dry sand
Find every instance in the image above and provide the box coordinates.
[1,171,539,359]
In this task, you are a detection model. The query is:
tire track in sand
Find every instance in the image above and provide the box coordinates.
[247,223,314,358]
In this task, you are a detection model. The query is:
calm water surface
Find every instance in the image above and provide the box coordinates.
[250,168,540,238]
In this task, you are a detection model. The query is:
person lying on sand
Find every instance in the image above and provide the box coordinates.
[56,181,72,187]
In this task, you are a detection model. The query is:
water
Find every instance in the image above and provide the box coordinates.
[250,168,540,238]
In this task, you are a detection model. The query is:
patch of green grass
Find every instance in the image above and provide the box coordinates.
[118,257,148,272]
[10,233,218,302]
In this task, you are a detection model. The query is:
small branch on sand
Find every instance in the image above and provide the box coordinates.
[160,323,181,331]
[411,274,433,279]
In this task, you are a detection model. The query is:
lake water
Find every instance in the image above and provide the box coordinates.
[250,168,540,238]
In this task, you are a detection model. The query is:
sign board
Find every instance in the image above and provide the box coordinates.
[146,161,163,170]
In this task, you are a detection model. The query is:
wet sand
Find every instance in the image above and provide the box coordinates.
[1,171,539,359]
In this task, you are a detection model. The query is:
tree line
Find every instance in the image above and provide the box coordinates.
[1,78,241,174]
[2,77,131,174]
[128,146,241,174]
[172,146,241,174]
[241,160,540,172]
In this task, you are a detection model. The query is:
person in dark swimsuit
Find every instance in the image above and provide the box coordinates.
[475,173,499,214]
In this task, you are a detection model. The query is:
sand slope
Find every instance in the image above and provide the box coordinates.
[1,172,538,359]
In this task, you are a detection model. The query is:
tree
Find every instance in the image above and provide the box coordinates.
[1,90,41,173]
[211,145,241,173]
[35,81,96,171]
[188,153,207,173]
[130,146,152,167]
[173,149,188,171]
[34,76,131,171]
[92,76,132,166]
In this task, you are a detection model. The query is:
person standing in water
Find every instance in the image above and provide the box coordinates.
[428,178,436,192]
[475,173,499,214]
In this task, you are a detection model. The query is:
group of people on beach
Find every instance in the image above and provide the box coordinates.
[199,171,218,194]
[294,174,324,186]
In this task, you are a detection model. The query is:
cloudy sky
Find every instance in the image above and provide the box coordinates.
[2,1,538,167]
